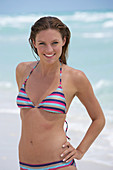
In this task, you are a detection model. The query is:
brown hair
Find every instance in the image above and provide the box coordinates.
[29,16,71,64]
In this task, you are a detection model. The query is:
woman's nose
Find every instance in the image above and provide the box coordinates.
[45,45,53,53]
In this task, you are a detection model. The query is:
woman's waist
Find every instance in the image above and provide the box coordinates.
[19,129,66,148]
[19,132,67,164]
[21,121,66,140]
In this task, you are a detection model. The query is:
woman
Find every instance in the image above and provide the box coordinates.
[16,16,105,170]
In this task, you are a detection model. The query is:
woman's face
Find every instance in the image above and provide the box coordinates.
[33,29,66,64]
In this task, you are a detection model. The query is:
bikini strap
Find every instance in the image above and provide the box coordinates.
[24,61,39,86]
[65,120,71,140]
[60,62,62,85]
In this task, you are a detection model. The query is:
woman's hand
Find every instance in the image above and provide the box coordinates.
[61,141,84,162]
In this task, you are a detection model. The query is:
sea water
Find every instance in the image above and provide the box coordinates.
[0,11,113,166]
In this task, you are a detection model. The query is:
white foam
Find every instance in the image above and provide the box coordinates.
[0,14,42,28]
[60,12,113,22]
[103,20,113,28]
[94,80,113,90]
[0,35,27,42]
[82,32,113,39]
[0,12,113,28]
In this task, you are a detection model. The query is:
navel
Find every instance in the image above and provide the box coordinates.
[30,140,33,144]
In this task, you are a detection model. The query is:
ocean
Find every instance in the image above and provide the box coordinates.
[0,10,113,167]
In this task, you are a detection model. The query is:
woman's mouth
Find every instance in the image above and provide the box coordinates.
[44,54,55,58]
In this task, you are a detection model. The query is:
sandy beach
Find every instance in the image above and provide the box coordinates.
[77,160,113,170]
[0,113,20,170]
[0,113,113,170]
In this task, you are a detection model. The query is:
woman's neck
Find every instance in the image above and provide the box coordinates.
[37,60,61,77]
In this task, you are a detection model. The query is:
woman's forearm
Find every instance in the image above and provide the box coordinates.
[76,117,105,156]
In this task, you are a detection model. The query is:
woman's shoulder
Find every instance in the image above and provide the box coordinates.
[63,64,90,91]
[16,61,37,89]
[16,61,36,70]
[63,64,86,81]
[16,61,35,77]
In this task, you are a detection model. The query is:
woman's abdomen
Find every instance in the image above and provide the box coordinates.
[19,129,67,164]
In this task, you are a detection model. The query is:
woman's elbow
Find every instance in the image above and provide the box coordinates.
[98,114,106,131]
[101,114,106,129]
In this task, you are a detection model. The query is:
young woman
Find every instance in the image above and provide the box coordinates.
[16,16,105,170]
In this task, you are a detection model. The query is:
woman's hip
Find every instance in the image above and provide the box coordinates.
[19,159,76,170]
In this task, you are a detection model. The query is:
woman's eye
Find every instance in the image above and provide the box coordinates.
[39,42,45,45]
[52,42,58,44]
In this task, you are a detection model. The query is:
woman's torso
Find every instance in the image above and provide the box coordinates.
[16,61,77,164]
[19,108,67,163]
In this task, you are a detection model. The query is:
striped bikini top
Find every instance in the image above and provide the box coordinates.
[16,61,67,114]
[16,61,70,139]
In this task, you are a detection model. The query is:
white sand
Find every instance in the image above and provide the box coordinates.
[76,160,113,170]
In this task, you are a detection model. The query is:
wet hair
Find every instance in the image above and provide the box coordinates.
[29,16,71,64]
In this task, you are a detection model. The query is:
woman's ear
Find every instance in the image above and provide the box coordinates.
[62,37,66,46]
[33,39,36,48]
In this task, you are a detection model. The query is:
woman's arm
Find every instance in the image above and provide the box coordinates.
[61,70,105,162]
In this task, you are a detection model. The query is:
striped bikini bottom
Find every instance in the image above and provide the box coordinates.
[19,159,76,170]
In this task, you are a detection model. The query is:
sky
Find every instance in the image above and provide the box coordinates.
[0,0,113,15]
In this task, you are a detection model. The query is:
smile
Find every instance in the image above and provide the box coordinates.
[44,54,55,58]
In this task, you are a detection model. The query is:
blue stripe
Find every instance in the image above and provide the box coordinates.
[19,160,74,169]
[17,96,30,100]
[16,100,33,105]
[19,92,27,96]
[51,91,64,96]
[56,87,63,91]
[26,75,30,79]
[17,104,34,108]
[20,88,25,92]
[41,99,66,105]
[38,102,65,109]
[38,106,65,113]
[19,160,63,167]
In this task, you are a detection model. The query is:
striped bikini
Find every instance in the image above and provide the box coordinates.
[19,159,76,170]
[17,61,76,169]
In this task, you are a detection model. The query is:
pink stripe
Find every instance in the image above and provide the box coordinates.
[51,160,74,170]
[41,101,65,106]
[20,90,26,94]
[49,93,65,98]
[18,105,33,108]
[17,97,31,102]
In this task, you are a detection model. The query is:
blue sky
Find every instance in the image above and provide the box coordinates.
[0,0,113,14]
